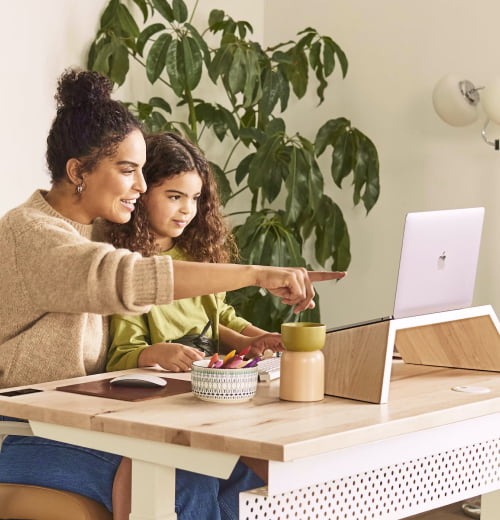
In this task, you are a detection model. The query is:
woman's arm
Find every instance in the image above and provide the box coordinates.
[172,262,345,313]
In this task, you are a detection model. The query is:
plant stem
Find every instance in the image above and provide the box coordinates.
[222,140,241,172]
[226,210,252,217]
[226,185,249,202]
[189,0,200,24]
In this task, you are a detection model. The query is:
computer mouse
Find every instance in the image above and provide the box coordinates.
[109,374,167,388]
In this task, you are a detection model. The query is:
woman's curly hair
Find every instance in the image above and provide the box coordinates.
[46,68,143,183]
[110,132,238,263]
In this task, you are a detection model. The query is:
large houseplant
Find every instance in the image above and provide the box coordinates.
[87,0,380,330]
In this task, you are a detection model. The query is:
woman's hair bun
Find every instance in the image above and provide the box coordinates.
[55,68,113,109]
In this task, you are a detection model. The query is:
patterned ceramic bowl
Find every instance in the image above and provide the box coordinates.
[191,359,258,403]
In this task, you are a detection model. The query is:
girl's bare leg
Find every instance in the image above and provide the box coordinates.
[112,457,132,520]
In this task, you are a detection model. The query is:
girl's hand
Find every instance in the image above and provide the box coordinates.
[138,342,204,372]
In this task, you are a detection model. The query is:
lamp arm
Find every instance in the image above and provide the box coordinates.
[481,119,500,150]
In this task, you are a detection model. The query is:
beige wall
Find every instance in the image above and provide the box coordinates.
[2,1,499,328]
[1,0,105,212]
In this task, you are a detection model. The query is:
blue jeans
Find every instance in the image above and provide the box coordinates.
[0,418,263,519]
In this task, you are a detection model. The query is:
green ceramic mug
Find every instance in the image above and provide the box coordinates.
[281,322,326,352]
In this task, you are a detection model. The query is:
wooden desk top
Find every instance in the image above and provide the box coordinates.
[1,361,500,462]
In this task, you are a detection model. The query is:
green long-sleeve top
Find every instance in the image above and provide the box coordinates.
[107,247,250,371]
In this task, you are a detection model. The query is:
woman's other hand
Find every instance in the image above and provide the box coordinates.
[244,333,284,359]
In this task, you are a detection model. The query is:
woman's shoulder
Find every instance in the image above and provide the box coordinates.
[1,190,93,241]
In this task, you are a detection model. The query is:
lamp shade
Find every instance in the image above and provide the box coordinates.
[481,77,500,125]
[432,73,479,127]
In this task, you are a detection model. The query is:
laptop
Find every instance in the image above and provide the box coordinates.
[393,207,485,319]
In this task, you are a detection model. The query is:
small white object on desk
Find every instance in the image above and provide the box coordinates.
[451,385,491,394]
[258,356,281,382]
[109,374,167,388]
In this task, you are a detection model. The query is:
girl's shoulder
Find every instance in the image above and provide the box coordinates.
[162,246,194,262]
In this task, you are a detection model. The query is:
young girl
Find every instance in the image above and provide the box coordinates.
[108,132,284,373]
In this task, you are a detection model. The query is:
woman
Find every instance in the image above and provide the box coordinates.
[0,68,344,519]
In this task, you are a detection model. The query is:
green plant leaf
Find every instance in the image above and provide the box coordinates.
[172,0,188,22]
[322,40,335,77]
[323,36,348,77]
[314,195,351,269]
[352,130,380,212]
[181,36,203,90]
[151,0,174,22]
[208,9,225,28]
[280,47,308,99]
[239,127,265,145]
[109,41,130,85]
[235,153,255,185]
[259,69,281,119]
[314,117,349,156]
[88,37,113,76]
[116,3,140,39]
[100,0,120,31]
[185,23,211,67]
[166,39,184,95]
[228,47,246,94]
[131,0,149,22]
[243,48,262,107]
[195,102,238,141]
[309,40,321,71]
[330,129,355,188]
[150,111,168,130]
[208,41,234,84]
[208,161,232,205]
[146,32,171,83]
[149,96,171,113]
[248,135,286,203]
[137,23,166,57]
[285,145,322,226]
[136,101,153,119]
[360,135,380,212]
[284,146,302,224]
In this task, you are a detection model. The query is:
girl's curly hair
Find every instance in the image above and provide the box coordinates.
[110,132,238,263]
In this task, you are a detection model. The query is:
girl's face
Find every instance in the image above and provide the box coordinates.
[143,170,203,251]
[79,129,147,224]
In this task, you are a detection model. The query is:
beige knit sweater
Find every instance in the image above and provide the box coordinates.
[0,190,174,388]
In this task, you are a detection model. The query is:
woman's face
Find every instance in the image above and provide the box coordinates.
[143,170,203,251]
[79,129,147,224]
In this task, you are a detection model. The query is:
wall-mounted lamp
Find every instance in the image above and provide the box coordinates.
[432,73,500,150]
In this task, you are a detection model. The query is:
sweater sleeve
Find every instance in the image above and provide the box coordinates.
[12,214,174,315]
[107,313,151,371]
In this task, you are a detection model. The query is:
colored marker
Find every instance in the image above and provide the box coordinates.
[222,349,236,365]
[208,353,219,368]
[238,345,251,358]
[223,356,244,369]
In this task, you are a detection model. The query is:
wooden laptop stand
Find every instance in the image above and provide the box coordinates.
[323,305,500,404]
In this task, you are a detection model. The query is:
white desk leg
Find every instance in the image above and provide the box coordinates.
[481,490,500,520]
[130,459,177,520]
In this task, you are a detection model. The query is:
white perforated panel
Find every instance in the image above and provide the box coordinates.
[240,438,500,519]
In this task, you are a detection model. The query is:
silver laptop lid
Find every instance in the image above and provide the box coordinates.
[393,207,485,319]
